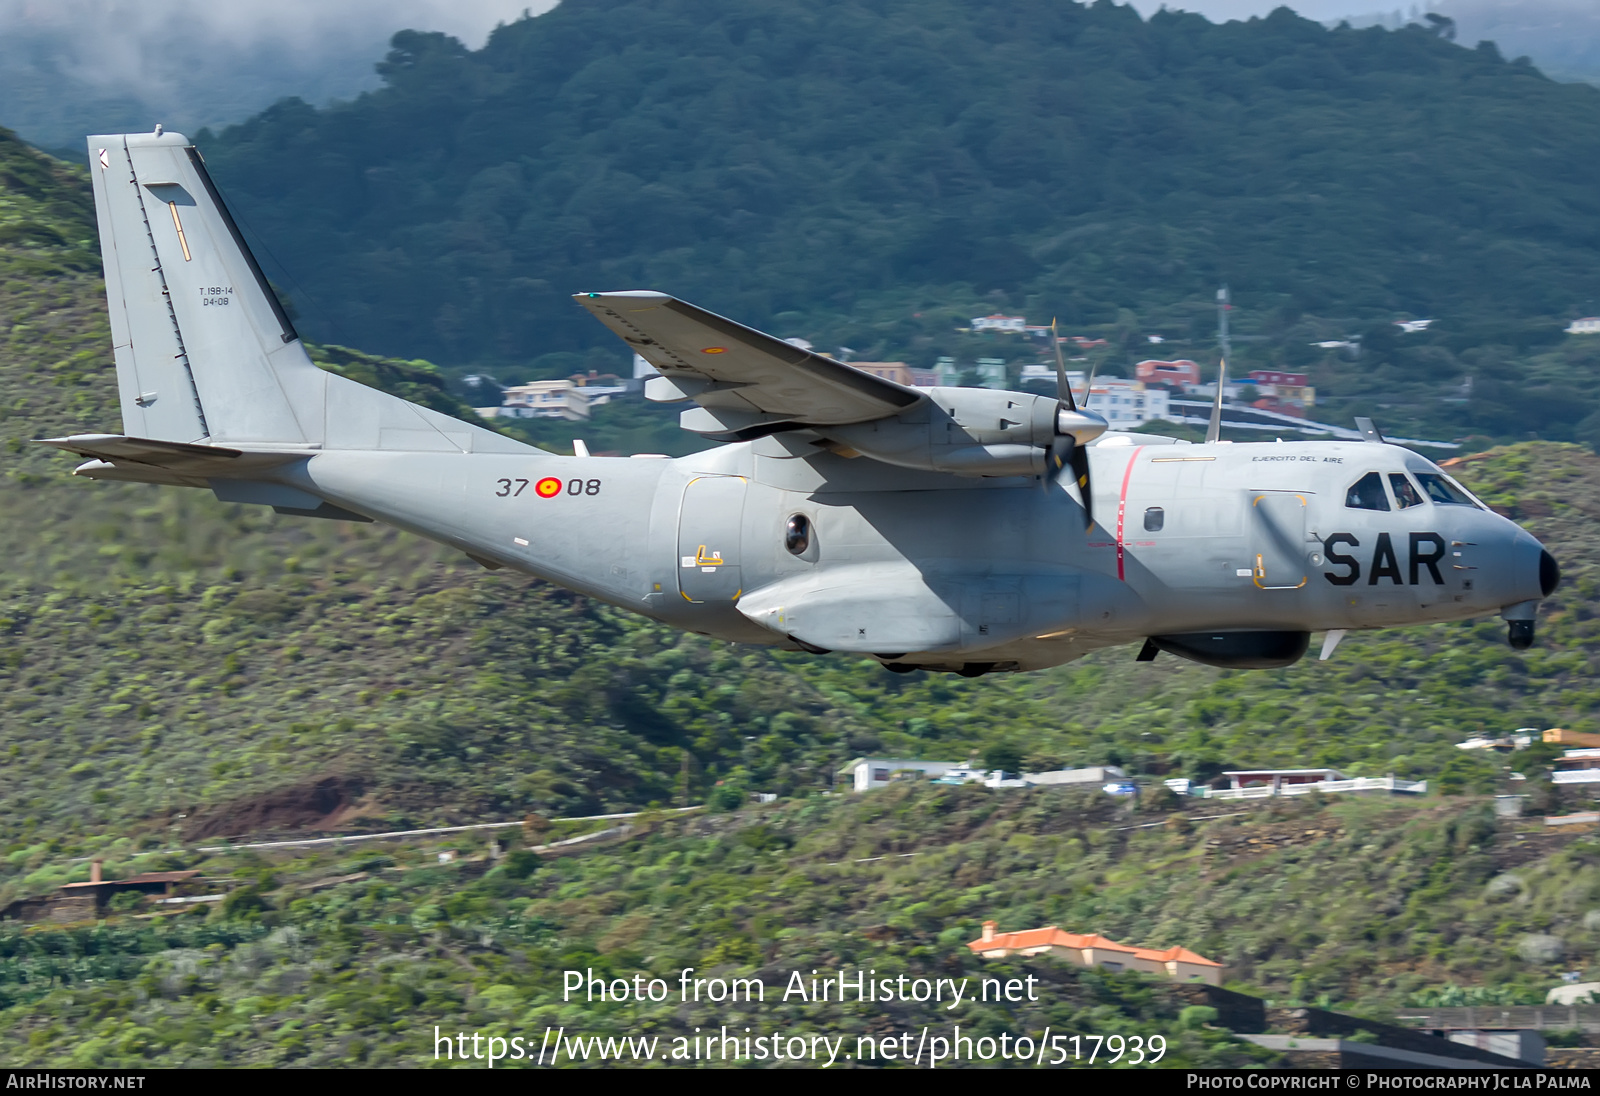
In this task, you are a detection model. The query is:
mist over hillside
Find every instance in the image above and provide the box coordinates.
[1329,1,1600,84]
[0,0,556,150]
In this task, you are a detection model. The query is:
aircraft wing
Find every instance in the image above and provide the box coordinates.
[575,291,922,439]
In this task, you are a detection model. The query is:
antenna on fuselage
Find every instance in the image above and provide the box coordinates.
[1205,358,1226,445]
[1206,285,1232,445]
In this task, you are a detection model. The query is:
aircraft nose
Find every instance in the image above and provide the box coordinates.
[1541,548,1561,598]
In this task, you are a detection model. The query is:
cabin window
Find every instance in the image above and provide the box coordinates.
[1345,472,1390,511]
[1143,506,1165,532]
[784,513,811,555]
[1389,473,1424,509]
[1414,473,1478,507]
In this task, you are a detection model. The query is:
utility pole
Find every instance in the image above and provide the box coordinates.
[1216,284,1232,361]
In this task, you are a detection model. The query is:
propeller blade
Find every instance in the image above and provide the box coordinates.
[1078,357,1101,413]
[1051,318,1077,412]
[1068,444,1094,528]
[1205,357,1227,444]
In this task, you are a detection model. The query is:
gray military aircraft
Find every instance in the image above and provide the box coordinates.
[44,130,1560,676]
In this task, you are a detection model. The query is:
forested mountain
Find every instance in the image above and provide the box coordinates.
[199,0,1600,385]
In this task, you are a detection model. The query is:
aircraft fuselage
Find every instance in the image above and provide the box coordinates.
[289,432,1547,673]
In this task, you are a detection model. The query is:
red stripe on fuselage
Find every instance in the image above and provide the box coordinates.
[1114,446,1145,582]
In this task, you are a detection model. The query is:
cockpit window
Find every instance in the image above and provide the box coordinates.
[1415,473,1477,507]
[1389,473,1424,509]
[1345,472,1390,511]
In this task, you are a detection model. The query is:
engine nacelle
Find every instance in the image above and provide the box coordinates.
[821,388,1066,478]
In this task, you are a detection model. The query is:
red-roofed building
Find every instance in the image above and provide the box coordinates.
[1135,359,1202,387]
[968,922,1223,984]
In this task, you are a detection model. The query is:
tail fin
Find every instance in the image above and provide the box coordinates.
[86,131,526,455]
[89,131,317,444]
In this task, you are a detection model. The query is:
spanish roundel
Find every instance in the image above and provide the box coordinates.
[535,477,562,498]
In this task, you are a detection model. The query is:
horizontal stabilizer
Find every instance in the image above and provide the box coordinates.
[40,433,307,488]
[39,433,244,466]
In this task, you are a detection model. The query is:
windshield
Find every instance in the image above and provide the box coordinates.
[1389,473,1424,509]
[1414,472,1478,506]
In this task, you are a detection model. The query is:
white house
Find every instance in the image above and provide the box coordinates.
[1553,749,1600,785]
[971,314,1027,333]
[491,379,600,421]
[839,758,1127,792]
[1206,768,1427,799]
[838,758,963,792]
[1567,318,1600,335]
[1084,377,1171,426]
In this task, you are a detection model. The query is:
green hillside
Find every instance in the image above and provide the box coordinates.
[4,788,1599,1066]
[199,2,1600,401]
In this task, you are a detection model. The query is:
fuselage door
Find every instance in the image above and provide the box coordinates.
[1251,491,1309,590]
[678,475,747,603]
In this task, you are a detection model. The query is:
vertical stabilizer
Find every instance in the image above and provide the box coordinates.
[86,132,532,457]
[89,132,320,444]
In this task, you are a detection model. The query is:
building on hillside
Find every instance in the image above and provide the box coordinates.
[0,860,207,923]
[485,379,598,421]
[1456,731,1534,752]
[1024,765,1127,787]
[851,362,940,387]
[1207,768,1427,800]
[1245,369,1307,387]
[932,765,1127,790]
[1566,318,1600,335]
[968,923,1223,984]
[568,370,632,397]
[1544,728,1600,749]
[1135,359,1202,387]
[1552,749,1600,786]
[1082,377,1171,426]
[839,758,1127,792]
[838,758,964,792]
[974,358,1009,388]
[1395,320,1434,333]
[971,314,1026,333]
[1241,370,1316,415]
